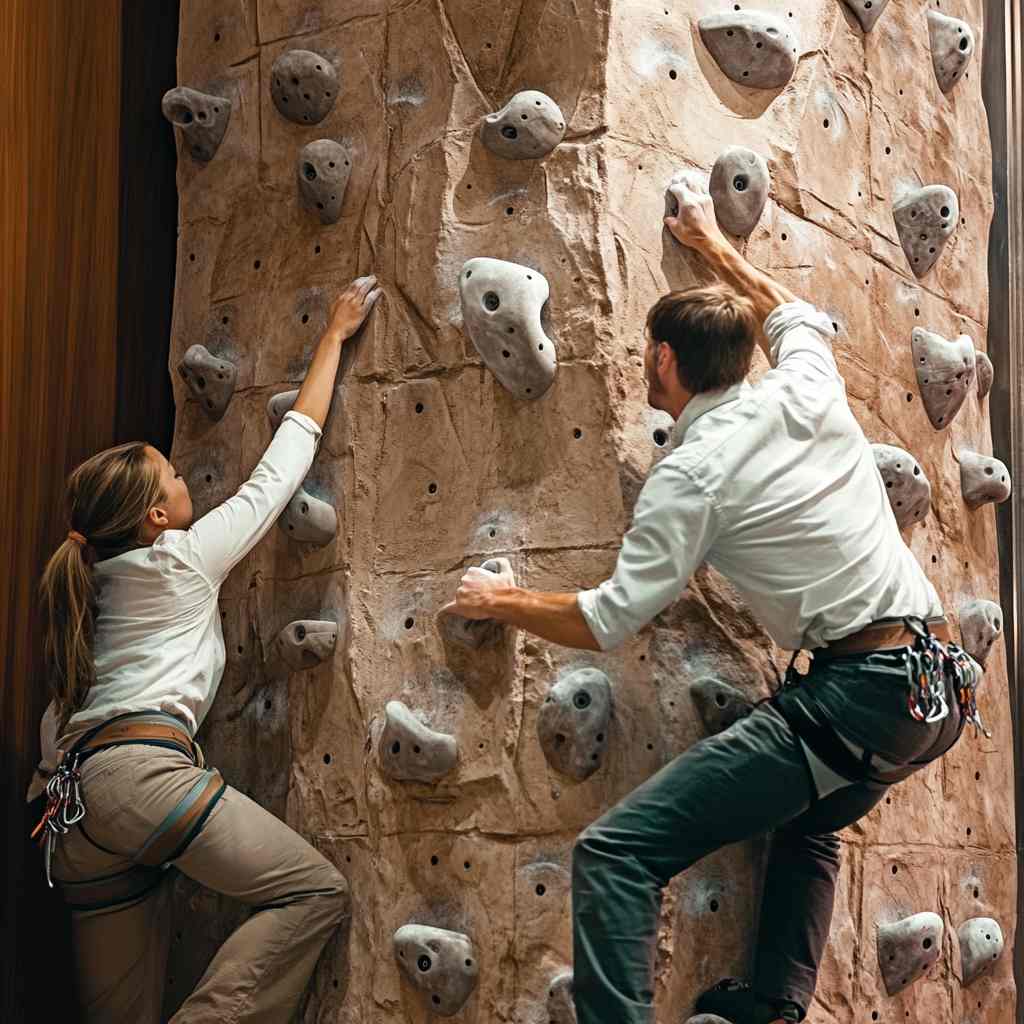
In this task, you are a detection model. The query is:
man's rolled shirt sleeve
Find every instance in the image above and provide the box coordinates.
[577,459,718,651]
[764,300,840,380]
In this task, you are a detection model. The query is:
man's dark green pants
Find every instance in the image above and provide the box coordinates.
[571,649,966,1022]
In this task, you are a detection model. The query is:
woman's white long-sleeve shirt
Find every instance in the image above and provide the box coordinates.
[58,410,322,747]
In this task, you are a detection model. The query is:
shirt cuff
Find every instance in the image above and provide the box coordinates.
[577,588,625,652]
[281,409,323,443]
[764,300,837,366]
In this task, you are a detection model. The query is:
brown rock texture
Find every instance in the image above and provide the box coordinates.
[163,1,1015,1021]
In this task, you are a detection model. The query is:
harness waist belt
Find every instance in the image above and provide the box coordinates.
[815,616,950,661]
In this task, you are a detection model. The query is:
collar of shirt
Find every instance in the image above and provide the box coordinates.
[670,379,752,448]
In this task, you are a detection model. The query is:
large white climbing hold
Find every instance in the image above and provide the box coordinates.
[911,328,976,430]
[959,599,1003,667]
[690,677,754,735]
[459,258,557,400]
[161,86,232,162]
[841,0,892,33]
[927,11,975,93]
[976,351,994,400]
[378,700,458,783]
[393,924,479,1016]
[481,90,566,160]
[177,345,237,419]
[297,140,351,225]
[877,912,944,996]
[959,450,1012,510]
[273,619,337,671]
[698,11,800,90]
[270,49,338,124]
[893,185,959,279]
[537,668,612,781]
[547,971,576,1024]
[957,917,1004,986]
[278,485,338,545]
[871,444,931,529]
[709,147,770,236]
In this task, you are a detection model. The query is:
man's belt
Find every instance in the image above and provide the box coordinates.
[814,616,951,661]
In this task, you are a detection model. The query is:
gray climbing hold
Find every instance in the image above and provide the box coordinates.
[872,444,931,529]
[709,147,770,236]
[893,185,959,279]
[927,11,975,93]
[537,668,612,781]
[279,486,337,546]
[267,389,299,431]
[957,917,1004,986]
[698,11,800,90]
[296,140,351,225]
[161,87,231,162]
[976,352,994,401]
[481,91,565,160]
[273,619,337,671]
[959,599,1003,667]
[378,700,458,783]
[911,328,976,430]
[547,971,576,1024]
[840,0,892,33]
[441,560,505,649]
[270,49,338,125]
[877,912,944,996]
[459,258,557,401]
[959,450,1012,510]
[686,1017,736,1024]
[393,924,479,1016]
[690,677,754,735]
[177,345,237,419]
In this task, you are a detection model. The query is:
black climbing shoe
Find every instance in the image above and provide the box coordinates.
[694,978,803,1023]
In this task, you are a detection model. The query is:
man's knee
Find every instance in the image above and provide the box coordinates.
[321,868,350,924]
[776,827,841,871]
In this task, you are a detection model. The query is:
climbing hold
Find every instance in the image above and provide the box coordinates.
[458,258,557,401]
[270,49,338,125]
[272,619,337,671]
[278,486,337,545]
[976,352,994,401]
[267,389,299,431]
[893,185,959,279]
[709,147,770,236]
[876,912,944,996]
[957,918,1004,986]
[911,328,976,430]
[958,599,1003,667]
[547,972,576,1024]
[297,140,351,225]
[927,11,975,93]
[177,345,237,419]
[840,0,892,33]
[871,444,931,529]
[441,560,506,649]
[537,668,612,781]
[161,87,232,162]
[698,11,800,90]
[686,1017,737,1024]
[959,450,1012,510]
[480,90,566,160]
[378,701,458,783]
[665,169,711,220]
[690,677,754,735]
[393,924,479,1016]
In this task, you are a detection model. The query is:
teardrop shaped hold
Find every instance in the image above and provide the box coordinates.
[957,917,1004,986]
[547,971,576,1024]
[481,90,566,160]
[698,11,800,90]
[709,147,770,236]
[161,86,232,161]
[272,619,337,671]
[690,677,754,735]
[959,450,1012,510]
[911,328,976,430]
[927,10,976,93]
[393,924,479,1016]
[378,700,458,783]
[458,258,557,400]
[871,444,932,529]
[976,351,994,400]
[177,344,237,419]
[297,140,352,225]
[270,49,339,125]
[876,912,944,996]
[892,185,959,279]
[267,389,299,430]
[959,599,1003,667]
[278,485,338,545]
[840,0,892,33]
[536,667,612,781]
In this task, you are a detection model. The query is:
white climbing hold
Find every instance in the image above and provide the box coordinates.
[480,90,566,160]
[957,917,1004,986]
[270,49,338,125]
[177,344,237,419]
[278,485,337,545]
[393,924,479,1016]
[959,599,1003,667]
[911,328,976,430]
[272,619,337,671]
[698,11,800,90]
[378,700,458,783]
[976,351,994,401]
[161,86,232,162]
[690,677,754,735]
[872,444,931,529]
[547,971,576,1024]
[267,389,299,431]
[927,10,975,93]
[959,450,1012,510]
[877,912,944,996]
[709,147,770,236]
[440,559,507,649]
[537,668,612,781]
[893,185,959,279]
[297,140,351,225]
[840,0,892,33]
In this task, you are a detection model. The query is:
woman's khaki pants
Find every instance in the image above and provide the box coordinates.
[51,743,349,1023]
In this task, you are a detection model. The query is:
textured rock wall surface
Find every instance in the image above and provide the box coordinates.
[163,1,1015,1021]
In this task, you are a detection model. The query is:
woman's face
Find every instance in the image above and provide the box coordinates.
[145,446,194,534]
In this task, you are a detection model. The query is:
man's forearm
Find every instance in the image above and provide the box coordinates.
[481,588,602,652]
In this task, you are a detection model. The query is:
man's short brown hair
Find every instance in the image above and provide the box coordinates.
[646,283,758,394]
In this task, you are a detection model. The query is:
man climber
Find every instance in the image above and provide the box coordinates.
[443,176,982,1024]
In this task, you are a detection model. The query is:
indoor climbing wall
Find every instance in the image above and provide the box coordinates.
[162,1,1015,1021]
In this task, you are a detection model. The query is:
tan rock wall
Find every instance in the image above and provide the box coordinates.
[164,1,1015,1021]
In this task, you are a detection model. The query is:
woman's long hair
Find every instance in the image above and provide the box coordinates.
[39,443,164,726]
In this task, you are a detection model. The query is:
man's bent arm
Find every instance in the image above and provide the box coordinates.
[476,589,602,651]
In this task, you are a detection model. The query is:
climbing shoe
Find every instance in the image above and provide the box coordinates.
[694,978,803,1023]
